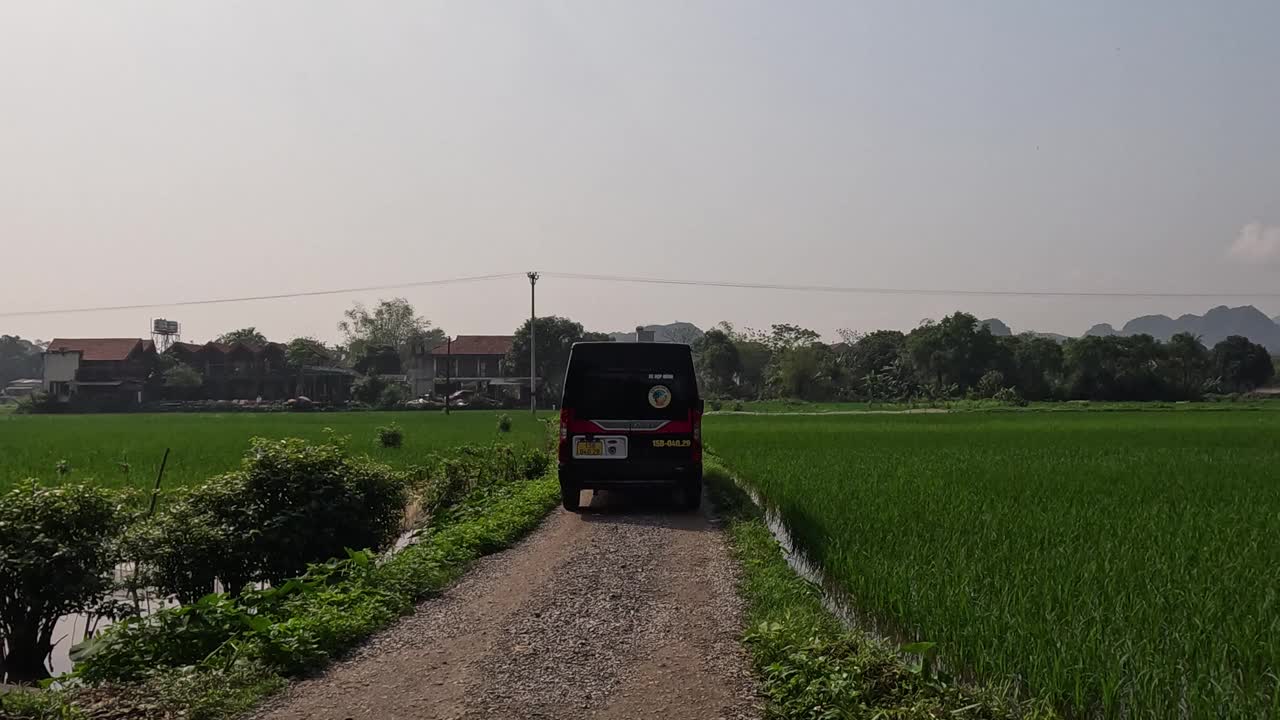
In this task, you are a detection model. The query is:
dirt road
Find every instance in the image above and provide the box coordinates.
[252,490,759,720]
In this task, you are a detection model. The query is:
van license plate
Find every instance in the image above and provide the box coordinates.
[573,436,627,459]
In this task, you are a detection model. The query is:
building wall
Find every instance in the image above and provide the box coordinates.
[42,352,80,389]
[432,354,506,378]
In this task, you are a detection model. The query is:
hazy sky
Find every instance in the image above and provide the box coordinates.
[3,1,1279,344]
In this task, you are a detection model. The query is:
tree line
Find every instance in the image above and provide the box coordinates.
[6,306,1276,405]
[692,312,1276,403]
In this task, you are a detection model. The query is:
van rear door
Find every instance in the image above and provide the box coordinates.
[562,344,699,465]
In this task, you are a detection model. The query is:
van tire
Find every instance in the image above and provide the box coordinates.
[561,482,582,513]
[681,476,702,512]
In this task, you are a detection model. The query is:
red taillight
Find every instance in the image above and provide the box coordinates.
[558,408,571,462]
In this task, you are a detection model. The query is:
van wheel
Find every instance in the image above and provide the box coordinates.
[682,477,702,512]
[561,482,582,513]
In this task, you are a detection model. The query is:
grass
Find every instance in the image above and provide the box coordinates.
[0,411,546,497]
[703,459,1051,719]
[729,398,1280,413]
[707,411,1280,718]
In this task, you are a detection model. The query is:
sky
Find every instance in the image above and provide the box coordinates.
[2,1,1279,345]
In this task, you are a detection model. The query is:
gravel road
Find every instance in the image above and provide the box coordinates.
[251,489,760,720]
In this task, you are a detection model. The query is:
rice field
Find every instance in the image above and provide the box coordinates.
[0,411,546,497]
[708,411,1280,718]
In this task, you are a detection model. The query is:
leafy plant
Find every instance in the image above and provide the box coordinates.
[377,422,404,448]
[0,483,128,682]
[376,383,409,410]
[130,437,406,603]
[74,459,560,711]
[496,413,513,434]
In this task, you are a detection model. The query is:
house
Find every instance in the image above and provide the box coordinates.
[165,341,354,401]
[43,338,159,405]
[1,378,42,401]
[430,335,531,399]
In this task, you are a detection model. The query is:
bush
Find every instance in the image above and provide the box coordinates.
[377,383,409,410]
[707,398,724,412]
[377,422,404,448]
[731,400,745,412]
[131,437,406,603]
[496,413,513,433]
[992,386,1028,406]
[0,483,129,682]
[13,392,60,415]
[975,370,1006,399]
[75,443,559,689]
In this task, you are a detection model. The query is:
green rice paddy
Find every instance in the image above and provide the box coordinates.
[709,411,1280,718]
[0,411,545,496]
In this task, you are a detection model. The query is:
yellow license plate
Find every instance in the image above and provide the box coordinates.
[575,440,604,456]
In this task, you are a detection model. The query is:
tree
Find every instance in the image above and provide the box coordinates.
[0,335,43,386]
[505,317,610,403]
[845,331,907,387]
[733,341,772,399]
[906,313,1001,393]
[1211,335,1275,391]
[338,298,444,367]
[1005,334,1064,401]
[766,324,821,354]
[1165,332,1210,399]
[0,484,126,682]
[285,337,332,369]
[694,330,742,396]
[162,362,204,400]
[776,344,835,400]
[215,327,268,346]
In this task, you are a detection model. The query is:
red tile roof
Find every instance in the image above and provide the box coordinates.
[430,335,513,356]
[46,338,149,362]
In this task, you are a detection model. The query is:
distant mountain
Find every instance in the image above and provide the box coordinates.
[1085,323,1119,337]
[609,322,704,344]
[1089,306,1280,352]
[982,318,1068,343]
[980,318,1012,336]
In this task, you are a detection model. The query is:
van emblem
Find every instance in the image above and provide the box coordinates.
[648,385,672,409]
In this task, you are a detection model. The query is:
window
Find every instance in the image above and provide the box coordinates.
[479,360,489,377]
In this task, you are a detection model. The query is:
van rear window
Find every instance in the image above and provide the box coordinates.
[562,344,697,419]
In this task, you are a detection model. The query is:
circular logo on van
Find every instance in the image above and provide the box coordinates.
[648,385,672,409]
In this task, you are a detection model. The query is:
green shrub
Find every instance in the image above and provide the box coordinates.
[377,384,409,410]
[992,386,1027,406]
[377,422,404,448]
[0,483,129,682]
[708,398,724,412]
[731,400,745,412]
[131,437,406,603]
[74,459,560,694]
[496,413,513,433]
[13,392,60,415]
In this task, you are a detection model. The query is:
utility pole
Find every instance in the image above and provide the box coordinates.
[527,271,539,415]
[443,336,451,415]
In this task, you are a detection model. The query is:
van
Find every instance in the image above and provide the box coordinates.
[557,342,704,512]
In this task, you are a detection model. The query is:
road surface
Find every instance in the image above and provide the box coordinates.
[252,490,759,720]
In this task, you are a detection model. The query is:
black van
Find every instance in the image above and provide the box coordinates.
[557,342,703,512]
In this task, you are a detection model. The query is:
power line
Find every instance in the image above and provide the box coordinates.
[4,269,1278,320]
[0,272,523,319]
[543,272,1280,300]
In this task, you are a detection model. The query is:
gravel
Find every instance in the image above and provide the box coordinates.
[251,490,760,720]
